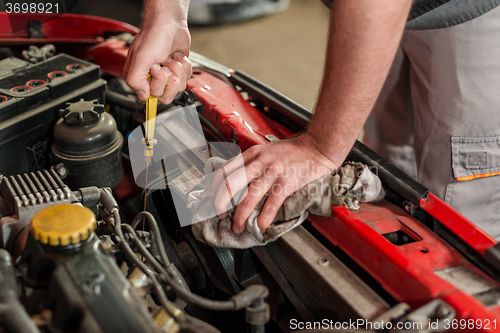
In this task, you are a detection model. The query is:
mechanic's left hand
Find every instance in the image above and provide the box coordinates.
[212,133,338,234]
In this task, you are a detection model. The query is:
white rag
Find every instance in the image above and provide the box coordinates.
[188,158,385,248]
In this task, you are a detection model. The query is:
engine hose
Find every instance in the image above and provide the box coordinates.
[113,213,187,325]
[117,220,220,332]
[129,211,191,294]
[121,224,188,309]
[0,249,41,333]
[105,90,145,113]
[114,210,269,312]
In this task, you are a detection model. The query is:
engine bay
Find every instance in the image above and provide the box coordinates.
[0,46,278,333]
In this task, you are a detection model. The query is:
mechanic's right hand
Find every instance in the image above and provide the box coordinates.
[211,133,339,234]
[124,13,192,104]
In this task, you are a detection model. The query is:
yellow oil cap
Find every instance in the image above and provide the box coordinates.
[31,204,97,246]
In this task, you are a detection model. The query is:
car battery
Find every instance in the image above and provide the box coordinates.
[0,53,106,176]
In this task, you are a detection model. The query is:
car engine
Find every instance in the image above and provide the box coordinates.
[0,42,282,332]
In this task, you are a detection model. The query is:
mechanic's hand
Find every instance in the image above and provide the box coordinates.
[212,133,338,234]
[124,16,192,104]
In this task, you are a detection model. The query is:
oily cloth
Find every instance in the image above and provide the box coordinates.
[188,157,385,249]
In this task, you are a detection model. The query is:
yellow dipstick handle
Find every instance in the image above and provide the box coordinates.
[143,74,158,162]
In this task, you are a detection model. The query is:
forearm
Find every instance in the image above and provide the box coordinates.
[308,0,412,166]
[143,0,190,25]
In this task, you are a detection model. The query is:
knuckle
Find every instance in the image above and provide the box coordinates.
[270,160,284,169]
[165,94,176,104]
[248,160,263,171]
[257,216,271,231]
[157,70,169,81]
[151,71,165,83]
[160,87,173,99]
[151,87,164,98]
[248,181,261,195]
[236,199,250,211]
[158,97,170,104]
[258,153,274,166]
[244,191,261,207]
[251,155,268,169]
[233,206,249,220]
[168,61,180,72]
[252,145,264,155]
[268,164,279,173]
[174,59,183,67]
[262,201,280,215]
[170,76,180,86]
[247,145,260,154]
[281,177,295,187]
[246,146,263,159]
[151,80,162,90]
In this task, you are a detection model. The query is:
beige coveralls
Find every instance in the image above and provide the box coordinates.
[364,4,500,240]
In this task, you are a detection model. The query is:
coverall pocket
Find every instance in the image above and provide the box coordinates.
[451,136,500,181]
[443,136,500,239]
